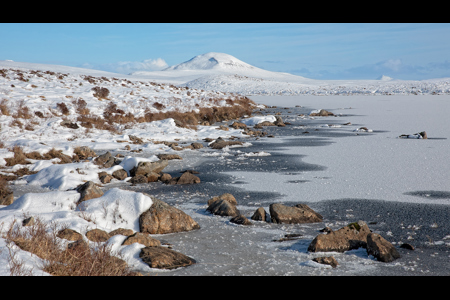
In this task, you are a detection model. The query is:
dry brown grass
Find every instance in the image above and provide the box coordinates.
[4,146,29,166]
[103,102,135,125]
[0,99,10,116]
[73,98,90,115]
[76,115,119,134]
[2,218,139,276]
[56,102,70,115]
[139,97,255,129]
[4,146,75,167]
[91,86,110,100]
[0,178,12,199]
[13,100,32,119]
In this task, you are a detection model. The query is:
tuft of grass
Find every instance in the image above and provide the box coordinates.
[5,146,29,166]
[2,218,139,276]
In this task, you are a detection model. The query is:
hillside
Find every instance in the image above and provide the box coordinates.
[0,60,256,159]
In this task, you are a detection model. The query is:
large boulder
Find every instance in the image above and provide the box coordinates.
[130,160,168,177]
[76,181,104,205]
[167,171,200,185]
[366,233,401,262]
[206,198,240,217]
[269,203,323,224]
[139,246,196,269]
[207,193,237,206]
[251,207,270,222]
[139,197,200,234]
[308,221,371,253]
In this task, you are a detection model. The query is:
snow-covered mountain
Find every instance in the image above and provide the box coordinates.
[164,52,257,72]
[132,52,450,96]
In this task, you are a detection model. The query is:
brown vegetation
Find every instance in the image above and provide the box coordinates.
[91,86,110,100]
[2,218,139,276]
[4,146,76,168]
[0,99,10,116]
[56,102,70,115]
[0,178,12,199]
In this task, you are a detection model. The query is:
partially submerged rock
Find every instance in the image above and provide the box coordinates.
[139,196,200,234]
[308,221,401,263]
[269,203,323,224]
[399,131,427,139]
[230,214,252,225]
[309,109,334,116]
[308,221,370,253]
[139,246,196,270]
[312,256,339,268]
[209,137,243,149]
[251,207,270,222]
[366,232,401,262]
[206,194,240,217]
[167,171,200,185]
[130,160,169,177]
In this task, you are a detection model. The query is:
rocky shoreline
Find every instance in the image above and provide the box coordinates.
[2,104,449,275]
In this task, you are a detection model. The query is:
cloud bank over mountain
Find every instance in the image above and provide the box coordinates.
[80,58,169,74]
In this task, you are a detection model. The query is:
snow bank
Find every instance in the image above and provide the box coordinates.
[241,115,276,126]
[77,188,153,232]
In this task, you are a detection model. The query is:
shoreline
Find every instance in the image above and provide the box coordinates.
[3,95,450,275]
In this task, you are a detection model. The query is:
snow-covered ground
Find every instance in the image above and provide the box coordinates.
[0,53,449,275]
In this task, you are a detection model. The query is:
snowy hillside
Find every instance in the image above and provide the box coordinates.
[132,52,450,96]
[0,59,254,158]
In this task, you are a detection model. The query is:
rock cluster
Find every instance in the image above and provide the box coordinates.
[308,221,401,263]
[38,177,202,271]
[206,193,324,228]
[205,193,402,266]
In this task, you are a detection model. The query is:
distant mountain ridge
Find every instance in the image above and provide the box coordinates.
[163,52,258,71]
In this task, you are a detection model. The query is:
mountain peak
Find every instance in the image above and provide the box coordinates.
[164,52,256,71]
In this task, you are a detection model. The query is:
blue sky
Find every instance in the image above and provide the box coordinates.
[1,23,450,80]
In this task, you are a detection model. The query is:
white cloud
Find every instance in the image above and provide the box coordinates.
[114,58,168,73]
[378,59,402,72]
[80,58,169,74]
